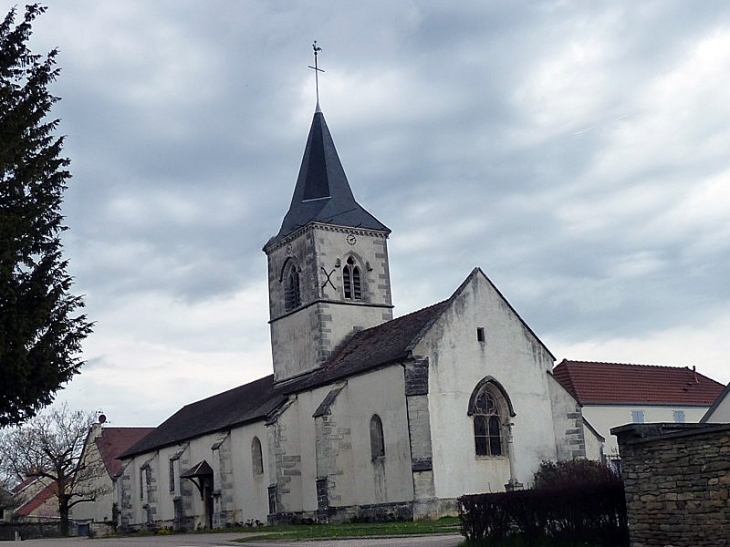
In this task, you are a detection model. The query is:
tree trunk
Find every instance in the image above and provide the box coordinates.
[59,495,70,536]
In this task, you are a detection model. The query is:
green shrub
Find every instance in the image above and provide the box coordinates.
[533,459,618,490]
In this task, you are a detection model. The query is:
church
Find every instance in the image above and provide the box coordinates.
[116,104,602,530]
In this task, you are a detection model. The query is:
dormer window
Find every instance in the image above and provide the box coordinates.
[284,263,301,311]
[343,256,362,300]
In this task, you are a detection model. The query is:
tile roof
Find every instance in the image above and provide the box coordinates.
[265,110,389,248]
[286,300,449,392]
[15,482,57,517]
[121,301,449,458]
[552,359,725,406]
[121,375,286,458]
[11,476,37,495]
[95,427,154,477]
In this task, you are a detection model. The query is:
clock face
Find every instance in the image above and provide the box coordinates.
[346,234,357,245]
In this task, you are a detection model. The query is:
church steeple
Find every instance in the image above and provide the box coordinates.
[264,108,393,383]
[266,111,389,248]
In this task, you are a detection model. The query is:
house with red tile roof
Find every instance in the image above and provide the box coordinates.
[552,359,725,460]
[69,420,152,535]
[3,474,58,523]
[11,478,58,521]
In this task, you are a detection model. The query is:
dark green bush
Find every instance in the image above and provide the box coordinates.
[533,459,618,490]
[458,476,628,547]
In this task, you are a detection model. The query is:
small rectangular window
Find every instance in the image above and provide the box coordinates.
[477,327,485,343]
[631,410,645,423]
[673,410,685,423]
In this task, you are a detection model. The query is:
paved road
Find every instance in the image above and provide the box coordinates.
[239,534,462,547]
[17,532,463,547]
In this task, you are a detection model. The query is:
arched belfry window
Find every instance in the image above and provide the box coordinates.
[283,261,301,311]
[343,256,362,300]
[251,437,263,476]
[370,414,385,461]
[467,378,515,457]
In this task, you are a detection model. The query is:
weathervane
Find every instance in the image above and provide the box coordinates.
[308,41,324,110]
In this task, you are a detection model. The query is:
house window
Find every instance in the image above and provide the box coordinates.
[139,468,144,500]
[370,414,385,461]
[284,263,301,311]
[252,437,264,476]
[476,327,485,343]
[631,410,645,423]
[343,256,362,300]
[673,410,685,423]
[472,388,504,456]
[169,459,175,494]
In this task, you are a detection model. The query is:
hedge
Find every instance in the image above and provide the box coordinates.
[458,482,628,546]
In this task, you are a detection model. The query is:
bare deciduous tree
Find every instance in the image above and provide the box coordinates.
[0,404,108,535]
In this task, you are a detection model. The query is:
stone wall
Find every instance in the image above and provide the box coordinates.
[613,423,730,547]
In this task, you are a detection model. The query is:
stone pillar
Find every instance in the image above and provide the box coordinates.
[405,359,437,519]
[504,422,523,491]
[613,423,730,547]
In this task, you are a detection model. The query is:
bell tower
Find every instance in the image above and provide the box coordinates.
[263,108,393,382]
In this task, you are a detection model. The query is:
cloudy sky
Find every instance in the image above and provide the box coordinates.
[19,1,730,426]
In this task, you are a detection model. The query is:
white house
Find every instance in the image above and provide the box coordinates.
[552,359,725,461]
[69,419,152,535]
[117,106,602,530]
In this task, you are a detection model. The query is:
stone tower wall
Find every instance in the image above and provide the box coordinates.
[267,223,392,382]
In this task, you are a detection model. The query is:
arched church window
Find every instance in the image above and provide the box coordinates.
[251,436,264,476]
[343,256,362,300]
[470,383,509,457]
[370,414,385,461]
[284,263,301,311]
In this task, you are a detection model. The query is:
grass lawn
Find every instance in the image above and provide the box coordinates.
[228,517,461,541]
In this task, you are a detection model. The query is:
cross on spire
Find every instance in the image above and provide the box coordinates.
[308,41,324,111]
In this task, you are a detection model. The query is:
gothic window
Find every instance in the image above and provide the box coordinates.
[468,379,515,458]
[284,262,301,311]
[473,389,503,456]
[251,436,264,476]
[370,414,385,461]
[343,256,362,300]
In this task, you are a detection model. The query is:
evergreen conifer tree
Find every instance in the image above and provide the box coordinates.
[0,4,92,426]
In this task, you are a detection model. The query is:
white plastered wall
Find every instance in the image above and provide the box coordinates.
[121,422,271,529]
[582,405,711,459]
[704,390,730,422]
[583,422,604,461]
[413,270,559,496]
[274,365,413,514]
[69,431,114,524]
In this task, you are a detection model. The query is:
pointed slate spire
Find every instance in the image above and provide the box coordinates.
[267,111,389,247]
